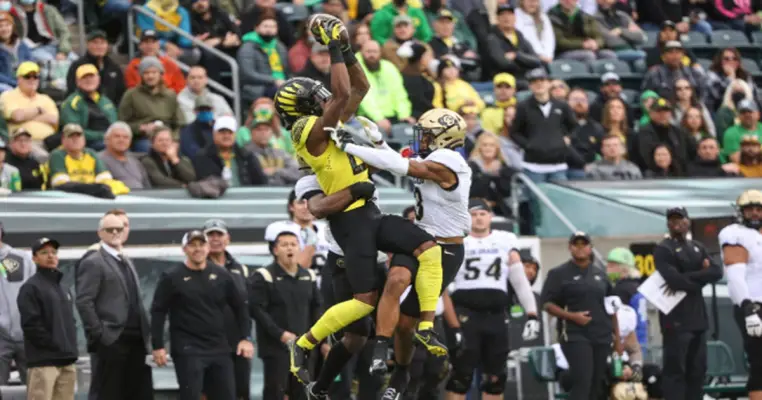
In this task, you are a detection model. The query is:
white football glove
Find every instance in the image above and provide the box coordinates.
[522,318,540,341]
[744,302,762,337]
[356,116,384,145]
[329,126,353,151]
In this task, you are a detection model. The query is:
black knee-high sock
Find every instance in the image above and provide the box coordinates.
[388,363,411,393]
[314,342,354,392]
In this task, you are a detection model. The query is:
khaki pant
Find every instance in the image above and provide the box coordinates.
[26,364,77,400]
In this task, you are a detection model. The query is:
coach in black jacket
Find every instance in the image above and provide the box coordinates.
[18,238,78,400]
[510,68,578,180]
[250,231,322,400]
[192,116,267,186]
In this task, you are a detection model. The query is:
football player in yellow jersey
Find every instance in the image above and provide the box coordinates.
[273,14,446,396]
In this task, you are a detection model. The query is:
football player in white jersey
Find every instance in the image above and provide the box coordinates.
[443,199,539,400]
[332,108,472,399]
[719,189,762,400]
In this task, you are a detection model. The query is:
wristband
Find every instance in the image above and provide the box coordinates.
[342,48,358,66]
[328,41,344,64]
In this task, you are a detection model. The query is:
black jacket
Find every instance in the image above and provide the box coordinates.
[403,72,438,119]
[484,27,542,79]
[209,252,252,349]
[686,158,733,177]
[5,150,44,190]
[635,0,687,26]
[569,119,605,168]
[190,5,239,41]
[249,263,322,356]
[654,237,723,332]
[511,96,578,165]
[634,122,696,172]
[192,144,267,186]
[66,52,126,105]
[17,267,78,368]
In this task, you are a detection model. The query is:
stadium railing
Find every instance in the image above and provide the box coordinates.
[126,5,243,123]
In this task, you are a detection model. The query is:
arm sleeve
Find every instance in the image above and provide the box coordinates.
[225,273,250,341]
[150,271,173,350]
[343,142,410,176]
[653,244,702,292]
[75,255,103,342]
[508,258,538,314]
[248,272,285,340]
[17,286,54,349]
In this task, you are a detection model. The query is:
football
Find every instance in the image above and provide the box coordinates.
[308,13,347,45]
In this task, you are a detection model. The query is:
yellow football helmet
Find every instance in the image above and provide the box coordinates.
[736,189,762,228]
[414,108,467,156]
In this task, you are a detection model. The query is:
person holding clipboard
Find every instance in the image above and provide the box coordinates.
[653,207,723,400]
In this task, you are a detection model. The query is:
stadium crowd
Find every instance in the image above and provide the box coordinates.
[0,0,761,203]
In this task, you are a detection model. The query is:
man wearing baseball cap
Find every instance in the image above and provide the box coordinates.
[654,207,722,399]
[59,63,118,151]
[65,29,126,104]
[642,39,705,100]
[589,72,633,123]
[722,99,762,162]
[192,115,267,186]
[204,218,254,399]
[151,229,254,399]
[541,231,619,400]
[46,123,114,187]
[18,237,79,400]
[635,97,693,172]
[5,128,44,190]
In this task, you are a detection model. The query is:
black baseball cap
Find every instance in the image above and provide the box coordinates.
[86,30,107,41]
[141,30,158,41]
[181,230,207,246]
[203,219,228,235]
[651,97,672,111]
[569,231,591,244]
[32,237,60,254]
[496,4,515,14]
[661,20,677,30]
[468,198,492,212]
[526,68,549,82]
[666,207,689,219]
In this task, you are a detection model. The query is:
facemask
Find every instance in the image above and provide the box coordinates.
[196,110,214,123]
[258,33,275,42]
[732,91,746,107]
[0,2,12,11]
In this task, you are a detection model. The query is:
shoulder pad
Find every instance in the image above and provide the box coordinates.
[719,224,751,248]
[240,264,249,278]
[257,268,274,283]
[426,149,468,172]
[306,269,317,281]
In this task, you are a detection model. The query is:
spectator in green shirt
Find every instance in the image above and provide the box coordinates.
[46,124,113,188]
[59,64,118,151]
[722,99,762,163]
[370,0,432,44]
[0,138,21,192]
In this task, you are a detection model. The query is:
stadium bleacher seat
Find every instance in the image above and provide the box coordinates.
[585,90,598,104]
[516,90,532,102]
[696,58,712,71]
[274,3,309,22]
[620,89,640,105]
[681,31,708,48]
[644,31,658,48]
[548,60,591,79]
[589,59,632,76]
[742,58,761,74]
[471,81,494,93]
[711,29,750,47]
[752,31,762,45]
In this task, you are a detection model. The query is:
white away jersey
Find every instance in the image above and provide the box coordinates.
[412,149,471,238]
[718,223,762,302]
[452,230,519,292]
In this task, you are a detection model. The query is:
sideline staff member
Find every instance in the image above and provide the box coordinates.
[151,230,254,400]
[249,231,322,400]
[654,207,722,400]
[541,232,619,400]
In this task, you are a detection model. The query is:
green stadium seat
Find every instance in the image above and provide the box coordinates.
[696,58,712,71]
[681,31,709,48]
[644,31,658,48]
[548,60,591,79]
[589,59,632,75]
[471,81,494,93]
[711,30,750,47]
[752,31,762,44]
[621,89,640,105]
[742,58,761,74]
[586,90,598,104]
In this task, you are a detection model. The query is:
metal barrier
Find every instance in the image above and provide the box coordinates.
[510,173,606,268]
[126,5,242,122]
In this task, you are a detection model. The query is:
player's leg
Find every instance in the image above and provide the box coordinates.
[479,312,510,400]
[307,252,376,398]
[290,206,380,384]
[445,309,480,400]
[735,305,762,400]
[375,215,444,352]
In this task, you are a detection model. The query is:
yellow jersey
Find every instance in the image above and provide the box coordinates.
[292,116,370,211]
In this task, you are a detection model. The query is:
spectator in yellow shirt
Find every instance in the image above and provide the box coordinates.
[435,55,484,113]
[0,62,58,163]
[737,135,762,178]
[46,124,113,187]
[481,72,517,135]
